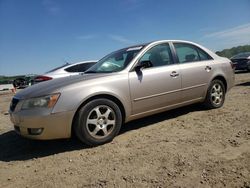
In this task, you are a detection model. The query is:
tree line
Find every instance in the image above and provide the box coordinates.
[216,44,250,58]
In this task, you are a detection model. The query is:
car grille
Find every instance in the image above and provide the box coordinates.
[10,98,19,112]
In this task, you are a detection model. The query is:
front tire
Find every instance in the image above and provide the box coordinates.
[74,98,122,146]
[203,79,226,109]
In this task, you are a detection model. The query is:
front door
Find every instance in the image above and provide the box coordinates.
[129,43,182,115]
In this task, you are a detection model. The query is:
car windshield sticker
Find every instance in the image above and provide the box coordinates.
[127,46,143,51]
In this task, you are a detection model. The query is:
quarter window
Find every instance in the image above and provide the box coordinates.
[139,43,174,68]
[197,48,212,61]
[174,43,212,63]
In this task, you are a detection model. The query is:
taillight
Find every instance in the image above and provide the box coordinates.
[34,76,53,82]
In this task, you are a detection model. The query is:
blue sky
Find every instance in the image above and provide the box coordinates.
[0,0,250,76]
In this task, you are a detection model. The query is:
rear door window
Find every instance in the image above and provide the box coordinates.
[174,43,212,63]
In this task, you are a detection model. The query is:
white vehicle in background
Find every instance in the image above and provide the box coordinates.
[0,84,14,91]
[34,60,97,83]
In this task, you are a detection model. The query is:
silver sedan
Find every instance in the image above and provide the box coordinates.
[9,40,235,146]
[34,60,97,83]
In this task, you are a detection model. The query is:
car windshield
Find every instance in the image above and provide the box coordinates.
[231,52,250,59]
[45,63,70,73]
[85,45,145,73]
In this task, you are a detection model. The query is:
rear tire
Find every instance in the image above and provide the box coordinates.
[74,98,122,146]
[203,79,225,109]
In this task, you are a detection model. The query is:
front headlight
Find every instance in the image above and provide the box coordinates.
[21,93,60,110]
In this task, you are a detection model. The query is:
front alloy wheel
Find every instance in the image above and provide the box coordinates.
[86,105,116,139]
[74,98,122,146]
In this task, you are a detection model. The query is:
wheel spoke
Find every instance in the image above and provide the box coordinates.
[216,98,220,104]
[216,85,221,92]
[212,98,216,103]
[103,108,111,119]
[91,126,100,136]
[94,107,102,117]
[211,92,217,97]
[212,86,216,92]
[218,85,221,91]
[107,119,115,125]
[102,127,108,135]
[87,118,97,125]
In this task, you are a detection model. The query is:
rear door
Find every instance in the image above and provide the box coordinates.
[129,43,182,115]
[173,42,215,102]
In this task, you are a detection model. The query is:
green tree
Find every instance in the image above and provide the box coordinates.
[216,45,250,58]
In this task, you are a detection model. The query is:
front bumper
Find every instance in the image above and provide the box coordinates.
[9,108,74,140]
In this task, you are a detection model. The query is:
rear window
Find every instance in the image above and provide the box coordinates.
[65,62,95,72]
[46,63,70,73]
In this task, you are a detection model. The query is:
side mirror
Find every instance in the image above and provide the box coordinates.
[135,60,152,72]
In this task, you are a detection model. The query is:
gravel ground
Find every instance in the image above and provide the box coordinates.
[0,72,249,188]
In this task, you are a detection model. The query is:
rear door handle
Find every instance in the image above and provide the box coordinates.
[170,71,179,77]
[205,66,212,72]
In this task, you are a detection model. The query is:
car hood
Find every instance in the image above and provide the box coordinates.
[14,73,110,99]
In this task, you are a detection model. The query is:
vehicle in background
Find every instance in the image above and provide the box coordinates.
[230,52,250,71]
[0,84,14,91]
[9,40,235,146]
[34,61,97,83]
[13,74,37,89]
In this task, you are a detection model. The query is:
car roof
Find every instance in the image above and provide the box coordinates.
[120,40,207,50]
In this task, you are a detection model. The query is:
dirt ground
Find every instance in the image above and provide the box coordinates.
[0,72,249,188]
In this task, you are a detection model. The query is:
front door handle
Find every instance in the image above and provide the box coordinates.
[205,66,212,72]
[170,71,179,77]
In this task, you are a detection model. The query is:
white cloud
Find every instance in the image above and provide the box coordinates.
[108,34,133,44]
[201,23,250,50]
[204,23,250,39]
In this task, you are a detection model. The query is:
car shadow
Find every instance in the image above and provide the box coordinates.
[120,103,204,134]
[0,104,205,162]
[0,131,87,162]
[234,70,249,74]
[236,81,250,87]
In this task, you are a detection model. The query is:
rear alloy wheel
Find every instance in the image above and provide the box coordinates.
[74,98,122,146]
[204,79,225,109]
